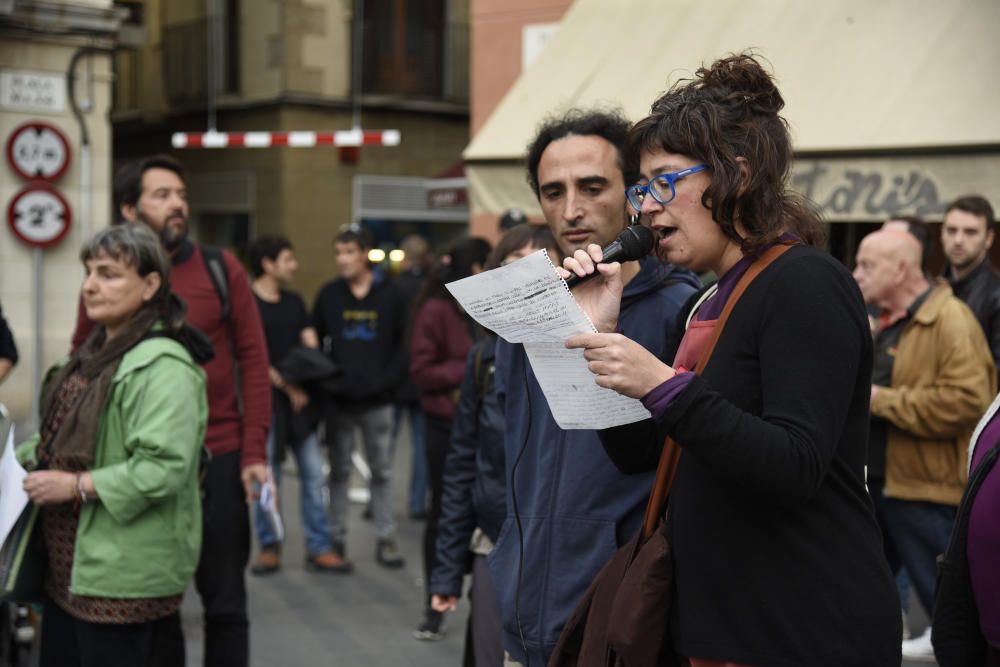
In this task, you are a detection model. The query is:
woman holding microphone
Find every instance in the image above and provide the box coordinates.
[561,53,900,666]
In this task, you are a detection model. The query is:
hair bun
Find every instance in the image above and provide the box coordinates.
[697,53,784,115]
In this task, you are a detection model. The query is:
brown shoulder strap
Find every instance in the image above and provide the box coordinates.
[639,242,796,541]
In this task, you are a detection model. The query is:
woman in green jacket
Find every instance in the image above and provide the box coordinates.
[19,223,208,667]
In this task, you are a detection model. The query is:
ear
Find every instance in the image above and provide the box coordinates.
[121,203,139,223]
[987,228,995,250]
[261,256,275,275]
[735,157,751,196]
[142,272,162,302]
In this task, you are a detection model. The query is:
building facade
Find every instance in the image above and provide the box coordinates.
[1,0,123,427]
[112,0,472,295]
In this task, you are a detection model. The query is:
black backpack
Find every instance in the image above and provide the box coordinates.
[932,436,1000,666]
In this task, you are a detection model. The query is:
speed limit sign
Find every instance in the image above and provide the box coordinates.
[5,121,72,182]
[7,182,73,249]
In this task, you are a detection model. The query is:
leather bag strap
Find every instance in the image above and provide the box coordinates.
[639,242,795,541]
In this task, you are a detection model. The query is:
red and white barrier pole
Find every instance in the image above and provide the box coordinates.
[171,129,402,149]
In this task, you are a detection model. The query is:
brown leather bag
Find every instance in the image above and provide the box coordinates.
[548,244,793,667]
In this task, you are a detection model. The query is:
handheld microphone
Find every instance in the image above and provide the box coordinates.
[563,224,655,288]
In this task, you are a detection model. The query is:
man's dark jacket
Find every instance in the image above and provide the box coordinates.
[489,257,700,666]
[429,334,505,598]
[945,258,1000,380]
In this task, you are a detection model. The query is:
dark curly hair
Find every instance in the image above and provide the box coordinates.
[625,53,826,256]
[113,154,185,217]
[525,109,633,198]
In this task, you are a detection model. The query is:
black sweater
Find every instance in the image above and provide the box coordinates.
[312,275,408,405]
[601,246,900,666]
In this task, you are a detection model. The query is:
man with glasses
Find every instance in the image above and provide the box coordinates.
[486,109,700,667]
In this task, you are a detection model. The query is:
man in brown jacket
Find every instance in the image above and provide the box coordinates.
[853,228,996,660]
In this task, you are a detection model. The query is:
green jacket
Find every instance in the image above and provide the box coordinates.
[17,337,207,598]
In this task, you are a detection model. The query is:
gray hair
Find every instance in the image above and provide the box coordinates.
[80,224,178,326]
[81,223,170,285]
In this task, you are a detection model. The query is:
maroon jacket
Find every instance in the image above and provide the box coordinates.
[72,241,270,468]
[409,297,474,421]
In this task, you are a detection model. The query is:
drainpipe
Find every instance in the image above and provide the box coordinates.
[68,46,114,240]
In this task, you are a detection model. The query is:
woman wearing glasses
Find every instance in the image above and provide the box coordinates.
[562,53,900,666]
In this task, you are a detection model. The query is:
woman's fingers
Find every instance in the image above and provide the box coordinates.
[562,244,604,279]
[565,332,605,350]
[565,332,675,398]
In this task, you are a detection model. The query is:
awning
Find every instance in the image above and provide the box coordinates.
[465,0,1000,218]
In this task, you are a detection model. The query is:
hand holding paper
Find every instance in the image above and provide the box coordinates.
[446,250,650,429]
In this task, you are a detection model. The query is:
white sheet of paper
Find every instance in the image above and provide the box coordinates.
[258,471,284,543]
[0,427,29,548]
[447,250,650,429]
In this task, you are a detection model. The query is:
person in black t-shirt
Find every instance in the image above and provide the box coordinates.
[247,236,347,574]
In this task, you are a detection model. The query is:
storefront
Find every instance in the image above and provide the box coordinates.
[463,0,1000,266]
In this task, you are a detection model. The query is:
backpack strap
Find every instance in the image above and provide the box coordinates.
[201,245,231,322]
[200,244,242,405]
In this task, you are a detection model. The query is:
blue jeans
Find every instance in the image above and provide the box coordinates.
[394,403,428,515]
[876,490,956,616]
[254,429,333,556]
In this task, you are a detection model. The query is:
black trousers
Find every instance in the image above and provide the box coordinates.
[39,598,178,667]
[194,449,251,667]
[422,415,453,608]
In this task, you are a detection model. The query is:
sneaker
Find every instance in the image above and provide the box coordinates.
[375,538,405,569]
[250,546,281,575]
[901,627,935,662]
[306,550,353,574]
[413,611,445,641]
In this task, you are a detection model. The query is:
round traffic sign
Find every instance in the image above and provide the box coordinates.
[5,121,72,182]
[7,182,73,249]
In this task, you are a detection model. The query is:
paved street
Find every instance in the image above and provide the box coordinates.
[174,421,939,667]
[180,423,470,666]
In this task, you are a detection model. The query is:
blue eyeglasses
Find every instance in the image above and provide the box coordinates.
[625,164,708,211]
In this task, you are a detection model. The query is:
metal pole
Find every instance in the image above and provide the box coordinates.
[207,0,218,132]
[30,248,43,432]
[351,0,364,130]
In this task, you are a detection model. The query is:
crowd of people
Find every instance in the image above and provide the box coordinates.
[1,50,998,667]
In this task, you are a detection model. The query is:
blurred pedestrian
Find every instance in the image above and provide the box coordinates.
[0,301,16,384]
[498,209,526,232]
[410,236,491,641]
[247,235,345,574]
[20,224,208,667]
[941,196,1000,381]
[71,155,271,667]
[394,234,433,519]
[430,224,558,666]
[855,228,996,661]
[313,224,409,569]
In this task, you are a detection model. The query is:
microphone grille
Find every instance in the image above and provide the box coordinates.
[619,224,655,260]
